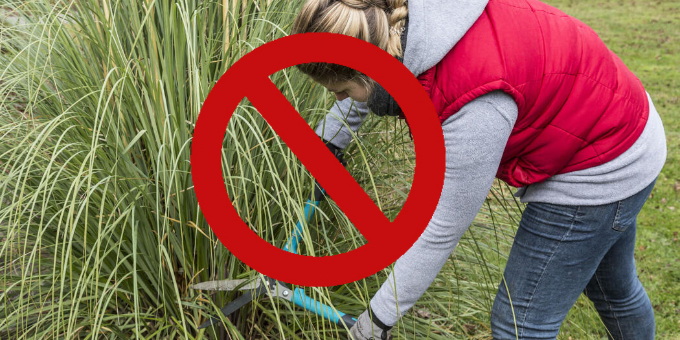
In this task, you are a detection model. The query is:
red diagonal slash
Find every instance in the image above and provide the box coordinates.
[246,78,389,243]
[191,33,445,286]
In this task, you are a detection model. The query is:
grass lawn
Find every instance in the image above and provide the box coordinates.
[543,1,680,338]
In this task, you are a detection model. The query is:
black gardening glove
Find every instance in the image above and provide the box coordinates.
[349,307,393,340]
[313,140,347,202]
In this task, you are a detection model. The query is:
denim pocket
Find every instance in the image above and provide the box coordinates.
[611,179,657,232]
[612,201,629,232]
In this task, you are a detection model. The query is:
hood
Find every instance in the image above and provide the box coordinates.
[366,0,489,117]
[403,0,489,77]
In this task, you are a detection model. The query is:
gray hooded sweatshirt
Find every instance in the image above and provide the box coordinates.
[314,0,667,326]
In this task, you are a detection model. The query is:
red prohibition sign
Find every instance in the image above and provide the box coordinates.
[191,33,445,287]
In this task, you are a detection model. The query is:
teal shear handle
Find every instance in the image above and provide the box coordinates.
[292,287,356,328]
[282,199,319,254]
[282,179,357,329]
[282,165,335,254]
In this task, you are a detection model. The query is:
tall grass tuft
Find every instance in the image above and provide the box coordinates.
[0,0,604,339]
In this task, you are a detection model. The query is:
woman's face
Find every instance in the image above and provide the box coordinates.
[320,79,370,102]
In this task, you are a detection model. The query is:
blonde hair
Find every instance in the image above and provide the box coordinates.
[291,0,408,87]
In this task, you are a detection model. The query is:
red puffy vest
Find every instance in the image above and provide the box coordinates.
[415,0,649,187]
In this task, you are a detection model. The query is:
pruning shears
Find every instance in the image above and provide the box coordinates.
[190,144,357,330]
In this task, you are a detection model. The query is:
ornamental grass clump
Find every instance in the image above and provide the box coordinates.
[0,0,546,339]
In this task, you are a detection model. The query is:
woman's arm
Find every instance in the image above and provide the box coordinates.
[315,97,370,149]
[369,90,519,326]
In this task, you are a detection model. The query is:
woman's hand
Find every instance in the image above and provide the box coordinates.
[349,309,392,340]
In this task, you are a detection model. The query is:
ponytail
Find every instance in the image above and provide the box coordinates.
[386,0,407,57]
[292,0,408,85]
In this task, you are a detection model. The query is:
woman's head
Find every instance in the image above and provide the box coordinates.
[291,0,408,101]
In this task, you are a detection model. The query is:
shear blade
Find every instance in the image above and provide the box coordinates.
[198,289,258,329]
[190,278,261,291]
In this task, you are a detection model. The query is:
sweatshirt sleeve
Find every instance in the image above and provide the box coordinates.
[314,97,371,149]
[369,90,519,326]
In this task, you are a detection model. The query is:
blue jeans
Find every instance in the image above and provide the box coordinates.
[491,179,657,340]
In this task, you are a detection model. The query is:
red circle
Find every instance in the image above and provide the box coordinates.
[191,33,445,287]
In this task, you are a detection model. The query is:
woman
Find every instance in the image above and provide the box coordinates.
[291,0,667,339]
